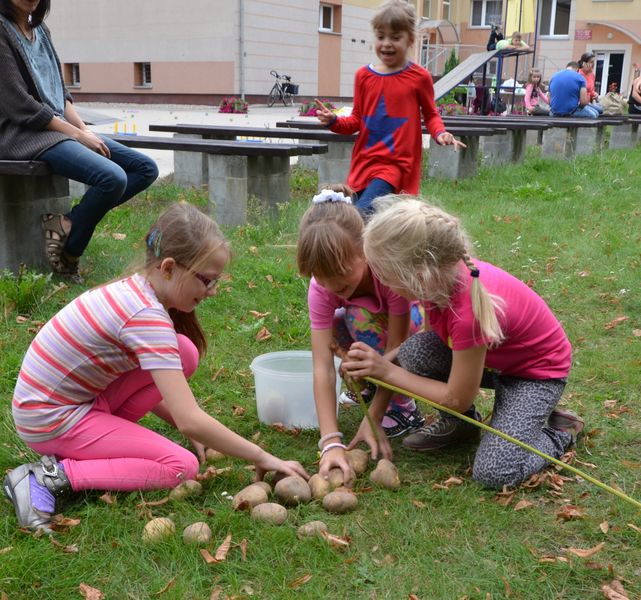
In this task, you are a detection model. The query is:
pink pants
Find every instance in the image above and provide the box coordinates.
[28,334,200,492]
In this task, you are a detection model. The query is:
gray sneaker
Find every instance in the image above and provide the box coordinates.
[402,409,481,452]
[548,408,584,445]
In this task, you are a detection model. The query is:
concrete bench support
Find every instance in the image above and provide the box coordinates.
[208,155,247,227]
[247,154,290,213]
[174,133,210,188]
[0,172,70,273]
[428,137,479,180]
[542,127,577,158]
[317,140,353,188]
[608,123,639,150]
[480,130,526,165]
[575,126,603,156]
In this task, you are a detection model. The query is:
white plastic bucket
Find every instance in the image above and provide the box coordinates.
[250,350,341,429]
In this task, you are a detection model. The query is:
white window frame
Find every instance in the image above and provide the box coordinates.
[442,0,451,20]
[319,4,334,32]
[538,0,571,38]
[70,63,80,86]
[422,0,432,19]
[469,0,503,28]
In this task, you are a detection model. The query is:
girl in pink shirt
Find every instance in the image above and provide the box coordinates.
[297,188,425,485]
[343,196,583,489]
[524,68,550,115]
[4,203,307,533]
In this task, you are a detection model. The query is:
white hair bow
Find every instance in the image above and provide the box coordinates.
[312,189,352,204]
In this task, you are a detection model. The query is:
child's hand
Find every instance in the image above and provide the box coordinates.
[436,131,467,150]
[348,417,392,461]
[254,453,309,482]
[342,341,390,380]
[319,447,354,486]
[315,99,336,126]
[190,438,206,464]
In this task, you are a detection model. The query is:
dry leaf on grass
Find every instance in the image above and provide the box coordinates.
[256,326,271,341]
[433,476,464,490]
[209,586,224,600]
[320,530,351,549]
[111,233,127,240]
[412,500,426,508]
[238,538,248,561]
[599,521,609,534]
[200,549,218,564]
[513,499,534,511]
[196,466,233,482]
[99,493,116,505]
[565,542,605,558]
[288,574,312,589]
[0,546,12,555]
[50,538,79,553]
[79,583,105,600]
[136,497,170,508]
[214,534,233,561]
[627,523,641,534]
[604,316,628,330]
[601,580,629,600]
[155,576,176,596]
[249,310,270,319]
[556,504,585,521]
[232,405,246,417]
[632,329,641,337]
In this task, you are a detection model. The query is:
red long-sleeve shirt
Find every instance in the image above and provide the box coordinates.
[329,62,446,194]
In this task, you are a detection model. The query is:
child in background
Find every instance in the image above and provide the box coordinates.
[343,196,583,489]
[314,0,464,217]
[496,31,530,51]
[486,24,504,51]
[297,188,425,483]
[524,68,550,115]
[4,203,307,533]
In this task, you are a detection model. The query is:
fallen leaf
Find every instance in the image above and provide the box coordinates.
[409,595,421,600]
[502,576,512,597]
[601,579,629,600]
[211,366,224,382]
[196,466,233,481]
[556,504,585,521]
[209,586,224,600]
[443,476,463,487]
[155,576,176,596]
[247,281,257,289]
[79,583,105,600]
[0,547,12,555]
[256,326,272,341]
[627,523,641,534]
[565,542,605,558]
[249,310,270,319]
[200,548,217,564]
[136,497,170,508]
[214,533,232,562]
[577,270,590,277]
[249,246,258,255]
[321,530,351,549]
[514,499,534,511]
[599,521,609,534]
[50,537,79,553]
[232,405,246,417]
[494,486,516,506]
[604,316,629,330]
[632,329,641,337]
[16,315,28,323]
[239,538,248,561]
[288,574,312,589]
[99,493,116,505]
[265,274,274,283]
[412,500,426,508]
[111,232,127,240]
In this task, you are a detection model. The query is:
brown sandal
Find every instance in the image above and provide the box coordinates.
[41,214,68,273]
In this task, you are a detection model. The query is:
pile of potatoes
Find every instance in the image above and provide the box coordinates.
[231,450,401,526]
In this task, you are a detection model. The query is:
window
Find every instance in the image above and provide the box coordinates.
[423,0,431,18]
[319,4,333,31]
[64,63,80,86]
[470,0,503,27]
[442,0,451,20]
[135,62,152,87]
[539,0,570,36]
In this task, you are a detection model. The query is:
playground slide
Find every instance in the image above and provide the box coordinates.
[433,49,500,100]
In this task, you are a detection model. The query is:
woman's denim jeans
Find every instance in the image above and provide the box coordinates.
[39,137,158,257]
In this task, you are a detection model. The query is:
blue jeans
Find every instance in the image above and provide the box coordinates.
[354,178,395,217]
[551,104,600,119]
[39,137,159,257]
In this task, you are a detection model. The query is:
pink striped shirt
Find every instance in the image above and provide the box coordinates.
[12,274,182,442]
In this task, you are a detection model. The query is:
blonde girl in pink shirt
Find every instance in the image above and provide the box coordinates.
[524,68,550,115]
[4,203,307,533]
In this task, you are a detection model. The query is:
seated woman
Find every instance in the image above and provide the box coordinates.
[578,53,603,115]
[0,0,159,283]
[628,76,641,115]
[496,31,530,52]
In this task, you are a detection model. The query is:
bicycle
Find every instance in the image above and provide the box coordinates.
[267,70,299,107]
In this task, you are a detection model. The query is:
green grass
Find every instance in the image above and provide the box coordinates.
[1,148,641,599]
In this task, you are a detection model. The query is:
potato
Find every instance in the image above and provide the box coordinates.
[142,517,175,542]
[322,490,358,514]
[232,483,269,511]
[297,520,329,539]
[169,479,203,501]
[327,467,345,489]
[346,448,370,475]
[308,473,331,500]
[182,521,212,544]
[274,475,312,506]
[369,459,401,490]
[205,449,226,463]
[252,480,272,495]
[250,502,288,525]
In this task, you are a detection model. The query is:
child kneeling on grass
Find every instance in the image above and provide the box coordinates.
[297,187,425,485]
[342,196,583,488]
[4,202,307,533]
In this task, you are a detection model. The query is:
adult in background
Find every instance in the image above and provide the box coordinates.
[578,52,603,115]
[628,75,641,115]
[486,24,504,51]
[0,0,158,283]
[548,62,600,118]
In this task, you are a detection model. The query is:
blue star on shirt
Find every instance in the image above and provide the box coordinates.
[362,95,408,153]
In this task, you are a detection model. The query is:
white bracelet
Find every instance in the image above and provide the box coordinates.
[317,431,344,450]
[320,442,346,457]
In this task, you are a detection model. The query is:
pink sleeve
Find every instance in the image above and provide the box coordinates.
[524,84,534,110]
[377,281,411,316]
[308,279,342,330]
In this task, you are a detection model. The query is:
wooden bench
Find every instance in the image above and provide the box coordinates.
[0,160,70,272]
[105,134,328,227]
[148,124,354,191]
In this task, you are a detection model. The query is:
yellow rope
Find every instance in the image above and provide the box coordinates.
[364,376,641,511]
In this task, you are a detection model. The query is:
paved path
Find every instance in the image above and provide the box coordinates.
[77,103,314,178]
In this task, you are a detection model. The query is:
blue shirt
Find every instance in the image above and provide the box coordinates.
[8,23,65,117]
[549,70,586,116]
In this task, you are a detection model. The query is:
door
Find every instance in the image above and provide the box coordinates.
[594,52,624,95]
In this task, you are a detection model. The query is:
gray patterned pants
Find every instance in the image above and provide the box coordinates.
[397,331,572,488]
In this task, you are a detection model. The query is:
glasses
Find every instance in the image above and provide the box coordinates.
[178,263,220,290]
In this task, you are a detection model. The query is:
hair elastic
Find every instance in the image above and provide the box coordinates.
[312,189,352,205]
[470,268,480,278]
[318,431,344,450]
[147,228,162,258]
[320,442,347,457]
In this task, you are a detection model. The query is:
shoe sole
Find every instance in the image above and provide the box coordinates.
[402,430,481,452]
[549,410,585,433]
